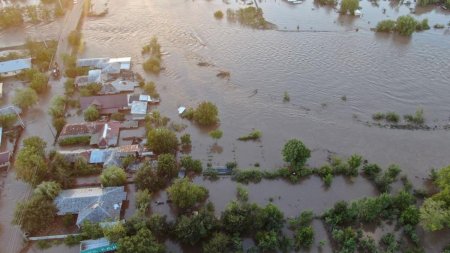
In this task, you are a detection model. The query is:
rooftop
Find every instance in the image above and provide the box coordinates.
[130,101,147,115]
[80,94,128,114]
[54,186,127,226]
[60,122,103,137]
[0,58,31,73]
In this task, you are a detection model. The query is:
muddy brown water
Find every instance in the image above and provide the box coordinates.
[1,0,450,251]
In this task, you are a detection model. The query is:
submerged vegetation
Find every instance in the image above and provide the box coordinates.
[237,129,262,141]
[376,15,430,36]
[142,36,162,74]
[372,108,426,127]
[226,7,274,29]
[214,10,224,19]
[340,0,359,15]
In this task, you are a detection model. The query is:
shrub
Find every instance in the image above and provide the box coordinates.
[214,10,224,19]
[324,173,333,187]
[283,91,290,102]
[180,133,191,146]
[362,163,382,179]
[79,83,102,96]
[416,19,430,31]
[294,226,314,249]
[58,136,91,146]
[232,169,263,184]
[404,108,424,125]
[143,57,161,74]
[135,189,152,210]
[83,105,100,122]
[180,156,202,174]
[0,113,18,129]
[340,0,359,15]
[111,112,125,121]
[385,112,400,123]
[64,78,76,95]
[282,139,311,169]
[238,130,262,141]
[372,112,386,120]
[100,166,127,186]
[30,72,49,94]
[194,101,219,126]
[68,30,82,47]
[236,185,249,201]
[376,20,396,33]
[13,88,38,110]
[142,81,160,99]
[396,15,417,36]
[156,153,178,182]
[209,129,223,141]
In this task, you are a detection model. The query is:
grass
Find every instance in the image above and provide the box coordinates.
[372,112,385,121]
[283,92,290,102]
[404,108,424,125]
[237,130,262,141]
[385,112,400,123]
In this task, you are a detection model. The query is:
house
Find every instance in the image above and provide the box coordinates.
[80,238,117,253]
[130,101,147,120]
[54,186,127,227]
[0,58,32,77]
[58,149,92,163]
[90,122,121,148]
[88,144,142,167]
[77,57,131,72]
[0,151,11,169]
[59,121,122,148]
[80,94,128,114]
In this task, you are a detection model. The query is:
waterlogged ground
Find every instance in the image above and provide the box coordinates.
[1,0,450,251]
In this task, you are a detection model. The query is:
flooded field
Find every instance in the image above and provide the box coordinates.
[1,0,450,251]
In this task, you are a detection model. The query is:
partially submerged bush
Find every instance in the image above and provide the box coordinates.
[376,20,396,33]
[385,112,400,123]
[238,130,262,141]
[214,10,224,19]
[404,108,424,125]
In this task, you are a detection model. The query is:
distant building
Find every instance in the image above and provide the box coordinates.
[0,58,31,77]
[77,57,131,72]
[80,94,128,114]
[54,186,127,227]
[59,121,122,148]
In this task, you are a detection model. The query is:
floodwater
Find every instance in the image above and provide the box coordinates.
[1,0,450,251]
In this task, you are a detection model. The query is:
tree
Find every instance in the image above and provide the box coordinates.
[147,128,178,154]
[30,72,49,94]
[180,155,203,174]
[135,189,152,210]
[33,181,61,200]
[84,105,100,122]
[117,228,165,253]
[0,113,18,129]
[156,153,178,182]
[68,30,82,47]
[13,195,57,234]
[203,233,231,253]
[143,57,161,74]
[175,207,218,245]
[13,88,38,110]
[142,81,159,98]
[180,133,191,147]
[294,226,314,249]
[396,15,417,36]
[52,117,67,135]
[15,136,48,186]
[104,223,126,243]
[260,203,285,232]
[134,163,164,192]
[100,166,127,187]
[209,129,223,142]
[340,0,359,15]
[167,179,208,210]
[194,101,219,126]
[0,7,24,29]
[256,230,280,252]
[282,139,311,169]
[48,152,74,188]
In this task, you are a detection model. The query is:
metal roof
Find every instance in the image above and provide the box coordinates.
[130,101,147,115]
[0,58,31,73]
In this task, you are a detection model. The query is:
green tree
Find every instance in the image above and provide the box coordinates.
[134,163,164,192]
[167,179,208,210]
[194,101,219,126]
[180,133,191,146]
[30,72,49,93]
[142,81,159,98]
[156,153,178,182]
[143,57,161,74]
[83,105,100,122]
[420,199,450,231]
[256,230,280,252]
[203,233,231,253]
[33,181,61,200]
[147,128,178,154]
[400,206,420,226]
[396,15,417,36]
[13,195,57,234]
[47,152,75,188]
[209,129,223,142]
[0,113,18,129]
[0,7,24,29]
[180,155,203,174]
[175,207,218,245]
[340,0,359,15]
[135,189,152,210]
[100,166,127,187]
[15,136,48,186]
[282,139,311,169]
[117,228,165,253]
[104,223,126,243]
[214,10,224,19]
[13,88,38,110]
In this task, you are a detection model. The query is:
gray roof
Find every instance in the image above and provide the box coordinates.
[130,101,147,115]
[54,186,127,226]
[88,69,103,83]
[0,58,31,73]
[89,149,112,164]
[111,79,138,92]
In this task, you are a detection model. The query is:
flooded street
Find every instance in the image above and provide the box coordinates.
[1,0,450,251]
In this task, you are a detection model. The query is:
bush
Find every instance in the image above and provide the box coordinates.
[13,88,38,110]
[294,226,314,249]
[83,105,100,122]
[238,130,262,141]
[0,113,18,129]
[180,156,202,174]
[167,179,209,210]
[180,133,191,146]
[156,153,178,182]
[232,169,263,184]
[143,57,161,74]
[30,72,49,94]
[385,112,400,123]
[65,66,89,78]
[282,139,311,169]
[147,128,179,154]
[209,129,223,141]
[376,20,396,33]
[396,15,417,36]
[142,81,160,99]
[0,7,24,29]
[416,19,430,31]
[404,108,424,125]
[340,0,359,15]
[135,189,152,210]
[64,78,76,95]
[100,166,127,186]
[193,101,219,126]
[214,10,224,19]
[372,112,386,120]
[236,185,249,201]
[434,23,445,29]
[362,163,382,179]
[80,83,102,96]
